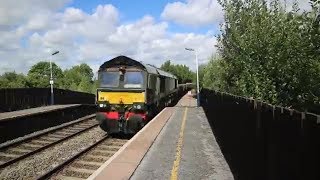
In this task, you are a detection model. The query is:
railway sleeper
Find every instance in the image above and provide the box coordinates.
[73,125,91,129]
[80,155,109,162]
[90,150,113,156]
[99,144,123,150]
[56,175,86,180]
[4,148,31,155]
[71,161,101,170]
[0,160,6,165]
[30,140,52,145]
[63,129,81,133]
[0,155,12,162]
[21,143,43,149]
[64,167,95,178]
[54,132,74,136]
[68,127,87,131]
[93,148,118,155]
[78,123,95,127]
[73,160,103,167]
[0,152,19,158]
[39,136,61,141]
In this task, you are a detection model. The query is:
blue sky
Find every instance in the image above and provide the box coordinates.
[70,0,172,19]
[69,0,218,34]
[0,0,224,73]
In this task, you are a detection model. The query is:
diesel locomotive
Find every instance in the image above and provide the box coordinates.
[96,55,178,134]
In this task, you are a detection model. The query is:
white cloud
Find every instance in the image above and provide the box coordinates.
[161,0,311,27]
[76,15,215,71]
[161,0,223,26]
[0,2,215,75]
[283,0,311,11]
[63,8,87,24]
[0,0,70,26]
[1,0,311,76]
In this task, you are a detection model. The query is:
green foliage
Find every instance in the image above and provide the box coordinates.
[160,60,195,83]
[27,61,64,88]
[0,72,27,88]
[0,62,96,94]
[63,63,94,92]
[78,76,92,93]
[205,0,320,110]
[202,57,228,91]
[193,64,206,88]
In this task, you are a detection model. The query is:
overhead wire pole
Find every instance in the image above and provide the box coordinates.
[50,51,59,105]
[185,48,200,107]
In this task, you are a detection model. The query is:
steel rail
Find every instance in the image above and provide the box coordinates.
[0,114,95,150]
[36,135,109,180]
[0,116,98,169]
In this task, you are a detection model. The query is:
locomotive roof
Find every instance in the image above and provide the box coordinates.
[99,55,177,79]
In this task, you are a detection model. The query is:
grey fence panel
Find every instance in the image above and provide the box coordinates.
[200,88,320,180]
[0,88,95,112]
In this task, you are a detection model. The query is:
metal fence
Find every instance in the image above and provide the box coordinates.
[0,88,95,112]
[200,88,320,180]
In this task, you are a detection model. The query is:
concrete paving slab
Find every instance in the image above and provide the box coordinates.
[131,99,233,180]
[87,108,174,180]
[0,104,80,121]
[178,107,233,180]
[89,94,233,180]
[130,107,183,180]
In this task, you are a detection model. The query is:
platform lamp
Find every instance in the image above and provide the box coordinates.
[185,48,200,107]
[50,50,59,105]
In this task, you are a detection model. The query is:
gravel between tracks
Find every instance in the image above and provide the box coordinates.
[0,115,95,149]
[0,127,106,180]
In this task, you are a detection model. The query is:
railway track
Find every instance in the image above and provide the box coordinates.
[38,136,128,180]
[0,115,98,169]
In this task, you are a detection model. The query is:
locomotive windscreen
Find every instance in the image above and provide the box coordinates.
[100,71,119,87]
[123,71,143,88]
[99,70,144,89]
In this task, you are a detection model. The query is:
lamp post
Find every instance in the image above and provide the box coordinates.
[185,48,200,107]
[50,50,59,105]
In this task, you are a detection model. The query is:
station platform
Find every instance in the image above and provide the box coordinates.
[89,94,233,180]
[0,104,80,121]
[0,104,96,143]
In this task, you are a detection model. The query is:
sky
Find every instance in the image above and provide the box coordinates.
[0,0,311,74]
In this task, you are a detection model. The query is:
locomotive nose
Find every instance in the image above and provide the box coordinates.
[96,112,119,134]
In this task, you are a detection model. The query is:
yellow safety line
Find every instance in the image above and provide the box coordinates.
[170,107,188,180]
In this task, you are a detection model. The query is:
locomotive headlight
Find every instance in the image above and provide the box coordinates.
[132,103,144,110]
[98,101,110,109]
[99,104,107,108]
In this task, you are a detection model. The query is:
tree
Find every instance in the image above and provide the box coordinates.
[92,78,99,94]
[160,60,173,73]
[210,0,320,110]
[202,57,228,91]
[192,64,207,88]
[78,76,92,93]
[160,60,195,83]
[0,72,27,88]
[63,63,94,92]
[27,61,64,88]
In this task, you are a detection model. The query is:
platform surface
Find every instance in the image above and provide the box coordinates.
[131,96,233,180]
[89,94,233,180]
[0,104,80,121]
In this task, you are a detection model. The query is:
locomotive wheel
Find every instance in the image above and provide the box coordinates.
[99,122,109,132]
[127,115,143,133]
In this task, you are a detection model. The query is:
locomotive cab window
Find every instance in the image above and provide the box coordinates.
[99,71,119,87]
[124,71,144,88]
